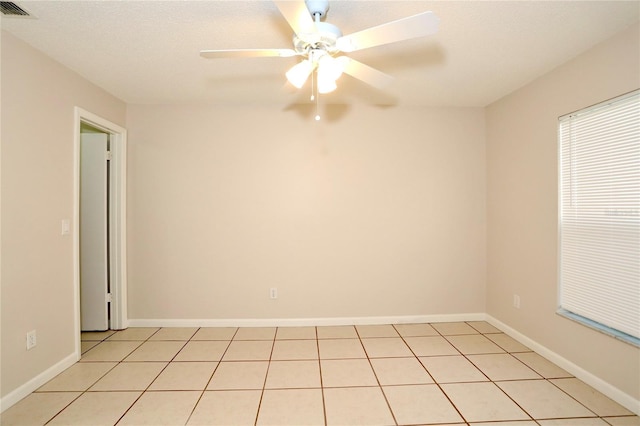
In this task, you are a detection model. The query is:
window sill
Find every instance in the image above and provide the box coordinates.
[557,309,640,348]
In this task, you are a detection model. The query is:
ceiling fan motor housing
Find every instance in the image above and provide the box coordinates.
[305,0,329,18]
[293,21,343,56]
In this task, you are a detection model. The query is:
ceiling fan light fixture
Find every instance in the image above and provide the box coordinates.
[286,59,314,88]
[316,54,344,94]
[317,77,337,94]
[317,67,338,94]
[318,55,344,81]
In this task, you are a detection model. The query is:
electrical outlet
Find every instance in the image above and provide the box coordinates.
[26,330,37,350]
[513,294,521,309]
[270,288,278,299]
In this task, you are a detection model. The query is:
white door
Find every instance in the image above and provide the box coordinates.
[80,132,109,331]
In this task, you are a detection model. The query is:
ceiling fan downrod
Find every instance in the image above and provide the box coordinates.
[305,0,329,20]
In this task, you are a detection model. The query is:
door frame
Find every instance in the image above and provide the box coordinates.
[73,107,128,359]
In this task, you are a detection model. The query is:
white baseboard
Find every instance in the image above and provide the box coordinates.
[486,315,640,415]
[127,312,487,328]
[0,352,78,413]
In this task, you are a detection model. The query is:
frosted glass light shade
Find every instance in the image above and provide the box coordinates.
[286,60,314,88]
[317,75,337,94]
[318,55,344,81]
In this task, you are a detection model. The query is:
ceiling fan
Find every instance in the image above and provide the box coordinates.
[200,0,439,101]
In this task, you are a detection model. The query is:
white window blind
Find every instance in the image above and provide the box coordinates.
[559,90,640,343]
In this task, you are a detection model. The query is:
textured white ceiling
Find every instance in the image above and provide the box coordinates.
[2,1,638,107]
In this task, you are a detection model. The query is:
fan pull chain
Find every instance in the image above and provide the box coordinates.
[315,77,321,121]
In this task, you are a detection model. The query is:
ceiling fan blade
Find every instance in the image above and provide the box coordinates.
[337,11,439,53]
[200,49,297,59]
[274,0,316,36]
[337,57,393,89]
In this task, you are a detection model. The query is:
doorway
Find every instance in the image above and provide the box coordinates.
[74,108,127,359]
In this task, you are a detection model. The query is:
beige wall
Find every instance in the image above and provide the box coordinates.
[486,23,640,400]
[126,105,486,321]
[1,31,126,399]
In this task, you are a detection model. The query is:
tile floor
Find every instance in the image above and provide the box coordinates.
[2,321,638,425]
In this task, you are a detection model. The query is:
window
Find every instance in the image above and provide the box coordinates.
[558,90,640,346]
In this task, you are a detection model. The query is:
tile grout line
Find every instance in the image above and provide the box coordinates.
[435,324,481,425]
[453,324,537,425]
[47,328,159,425]
[395,323,471,425]
[51,360,119,412]
[112,327,186,425]
[65,330,156,423]
[315,326,329,426]
[463,323,624,423]
[539,377,601,419]
[355,325,400,426]
[184,326,238,426]
[43,331,121,426]
[84,327,240,426]
[253,328,277,426]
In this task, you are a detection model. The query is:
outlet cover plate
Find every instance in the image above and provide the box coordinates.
[26,330,37,350]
